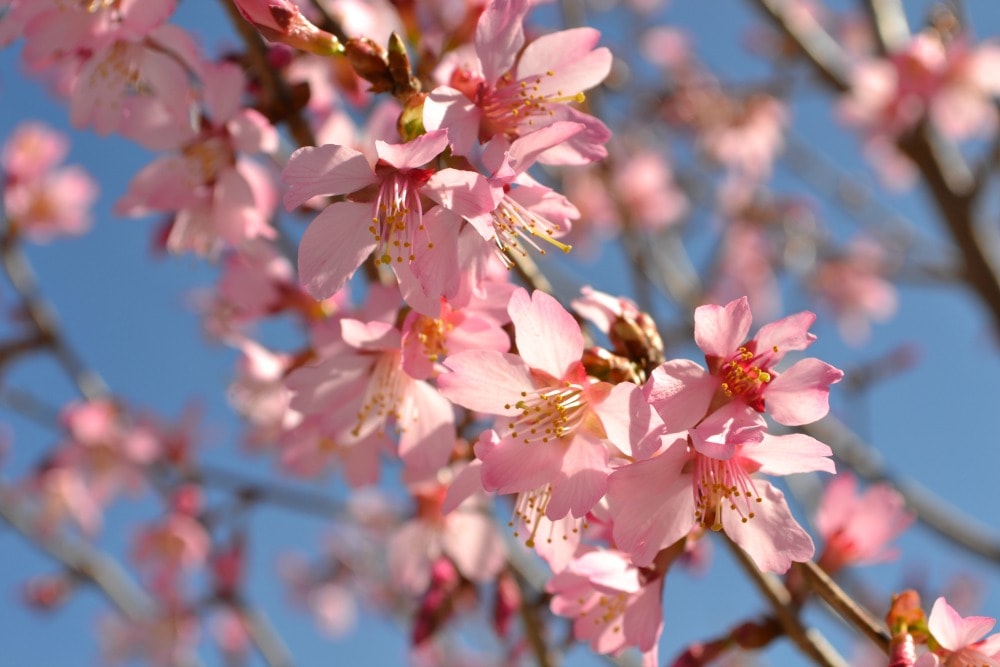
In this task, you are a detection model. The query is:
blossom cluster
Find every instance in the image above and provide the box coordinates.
[3,0,993,665]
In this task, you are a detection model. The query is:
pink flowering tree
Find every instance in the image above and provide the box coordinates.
[3,1,1000,666]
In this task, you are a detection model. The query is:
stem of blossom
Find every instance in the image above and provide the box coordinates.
[792,560,890,654]
[724,539,849,667]
[0,222,109,401]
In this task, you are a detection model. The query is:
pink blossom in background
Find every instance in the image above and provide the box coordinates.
[914,597,1000,667]
[547,548,664,666]
[809,237,899,344]
[1,122,98,241]
[815,472,913,573]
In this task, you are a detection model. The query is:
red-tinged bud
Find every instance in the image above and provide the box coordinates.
[345,38,393,94]
[493,571,521,638]
[887,632,916,667]
[581,347,642,384]
[212,534,246,599]
[23,574,72,610]
[387,32,421,102]
[609,310,664,377]
[669,640,726,667]
[412,558,462,645]
[232,0,343,56]
[887,590,926,637]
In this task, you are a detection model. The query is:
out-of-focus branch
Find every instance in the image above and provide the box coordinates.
[751,0,1000,338]
[752,0,851,92]
[0,488,204,667]
[725,539,849,667]
[805,415,1000,564]
[0,224,109,401]
[232,599,296,667]
[863,0,911,54]
[793,560,890,653]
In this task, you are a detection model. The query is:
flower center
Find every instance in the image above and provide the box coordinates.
[692,453,762,531]
[482,71,587,139]
[720,345,773,412]
[503,382,586,444]
[414,315,453,362]
[369,173,430,266]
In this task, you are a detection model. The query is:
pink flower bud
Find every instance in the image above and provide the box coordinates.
[232,0,343,56]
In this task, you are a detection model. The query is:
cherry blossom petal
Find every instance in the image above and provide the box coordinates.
[753,310,817,358]
[475,0,528,83]
[442,511,506,582]
[297,201,377,299]
[750,433,835,476]
[928,597,997,652]
[723,481,814,573]
[423,87,481,157]
[594,381,664,459]
[441,460,485,515]
[374,129,450,169]
[545,431,609,519]
[398,381,456,474]
[516,28,612,97]
[481,438,563,493]
[424,168,500,219]
[282,145,376,209]
[437,350,534,416]
[509,289,584,377]
[694,297,752,360]
[644,359,716,433]
[765,358,843,426]
[340,319,400,351]
[607,440,694,567]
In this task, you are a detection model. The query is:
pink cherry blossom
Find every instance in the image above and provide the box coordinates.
[691,296,844,426]
[438,288,660,521]
[608,426,834,573]
[914,597,1000,667]
[283,130,493,311]
[116,62,279,256]
[815,472,913,573]
[547,548,664,666]
[232,0,342,56]
[423,0,612,165]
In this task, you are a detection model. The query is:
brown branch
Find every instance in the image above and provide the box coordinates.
[863,0,911,54]
[725,539,849,667]
[793,560,890,653]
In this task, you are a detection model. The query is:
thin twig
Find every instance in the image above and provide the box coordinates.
[724,539,849,667]
[793,560,890,653]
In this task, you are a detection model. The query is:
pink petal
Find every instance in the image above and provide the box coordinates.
[594,382,664,459]
[569,550,641,593]
[509,289,583,377]
[340,319,400,351]
[441,460,485,515]
[437,350,533,416]
[694,297,752,360]
[424,168,500,219]
[516,28,612,97]
[624,579,665,653]
[297,202,377,299]
[750,432,835,476]
[201,61,243,125]
[423,86,481,157]
[282,144,375,210]
[545,431,609,519]
[374,129,450,169]
[723,481,814,574]
[753,310,817,358]
[765,358,843,426]
[475,0,528,83]
[607,440,694,567]
[398,380,457,474]
[928,597,996,651]
[442,511,506,582]
[506,122,587,172]
[481,437,562,493]
[690,402,764,460]
[644,359,716,433]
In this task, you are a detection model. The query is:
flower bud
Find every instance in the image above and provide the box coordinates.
[344,38,393,94]
[233,0,343,56]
